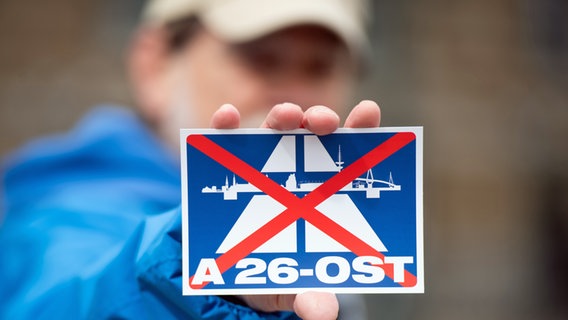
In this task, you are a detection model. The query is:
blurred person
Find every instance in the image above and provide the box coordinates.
[0,0,379,319]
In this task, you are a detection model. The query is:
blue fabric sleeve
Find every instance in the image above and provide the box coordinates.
[80,207,298,319]
[0,207,298,319]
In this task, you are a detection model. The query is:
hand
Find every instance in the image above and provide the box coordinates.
[209,100,381,320]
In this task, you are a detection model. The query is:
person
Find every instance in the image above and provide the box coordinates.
[0,0,380,318]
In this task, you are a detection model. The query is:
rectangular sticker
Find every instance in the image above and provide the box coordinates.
[180,127,424,295]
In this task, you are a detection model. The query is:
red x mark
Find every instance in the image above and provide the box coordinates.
[187,132,417,289]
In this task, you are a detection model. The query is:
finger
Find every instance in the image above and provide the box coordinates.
[260,103,304,130]
[301,105,341,136]
[238,294,296,313]
[344,100,381,128]
[210,104,241,129]
[293,291,339,320]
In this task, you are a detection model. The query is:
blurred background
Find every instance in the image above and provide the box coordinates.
[1,0,567,319]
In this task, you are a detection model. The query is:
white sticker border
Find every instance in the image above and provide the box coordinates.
[180,127,424,295]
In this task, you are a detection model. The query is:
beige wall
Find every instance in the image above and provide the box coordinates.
[1,0,567,319]
[361,1,568,319]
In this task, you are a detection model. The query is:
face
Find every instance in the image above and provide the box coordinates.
[142,25,356,147]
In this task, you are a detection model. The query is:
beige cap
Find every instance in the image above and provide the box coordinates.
[142,0,370,57]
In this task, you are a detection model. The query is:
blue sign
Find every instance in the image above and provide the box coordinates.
[180,127,423,295]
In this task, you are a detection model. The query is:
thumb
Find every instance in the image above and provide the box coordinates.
[293,291,339,320]
[238,294,296,312]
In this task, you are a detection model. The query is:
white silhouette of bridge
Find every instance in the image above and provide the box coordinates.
[202,135,401,200]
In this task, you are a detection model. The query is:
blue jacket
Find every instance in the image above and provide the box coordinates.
[0,106,297,319]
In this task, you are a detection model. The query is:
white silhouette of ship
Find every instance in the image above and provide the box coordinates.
[203,135,400,254]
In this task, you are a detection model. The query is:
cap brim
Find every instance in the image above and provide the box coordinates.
[200,0,369,59]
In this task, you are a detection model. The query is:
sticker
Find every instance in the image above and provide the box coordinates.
[180,127,423,295]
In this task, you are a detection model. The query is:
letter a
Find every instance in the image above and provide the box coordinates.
[191,258,225,286]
